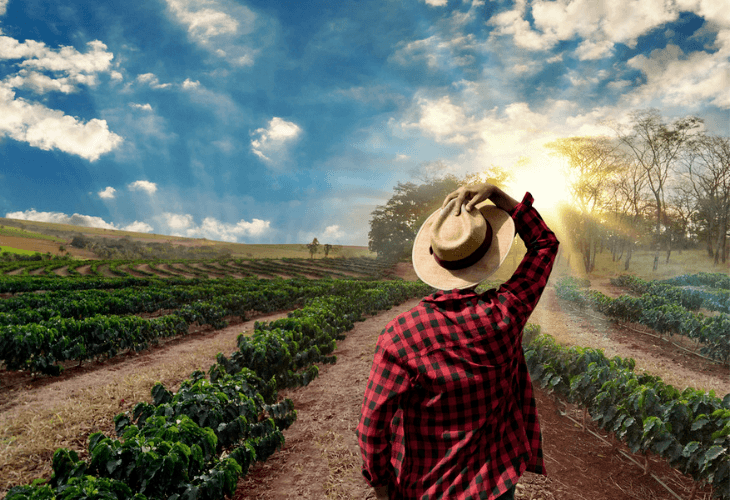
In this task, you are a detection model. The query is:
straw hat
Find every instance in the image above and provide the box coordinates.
[412,199,515,290]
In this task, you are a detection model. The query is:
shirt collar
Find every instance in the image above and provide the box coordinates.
[424,287,479,303]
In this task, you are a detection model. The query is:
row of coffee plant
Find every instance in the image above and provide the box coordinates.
[555,277,730,365]
[0,257,391,281]
[660,273,730,291]
[613,274,730,315]
[0,278,424,375]
[5,279,433,500]
[524,329,730,499]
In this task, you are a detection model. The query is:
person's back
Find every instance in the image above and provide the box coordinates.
[357,185,559,500]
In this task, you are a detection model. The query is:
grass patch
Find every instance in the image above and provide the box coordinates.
[0,246,40,256]
[0,225,65,242]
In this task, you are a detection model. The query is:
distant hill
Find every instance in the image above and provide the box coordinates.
[0,217,374,261]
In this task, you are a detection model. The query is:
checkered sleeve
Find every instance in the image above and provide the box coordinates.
[500,192,559,319]
[356,328,412,488]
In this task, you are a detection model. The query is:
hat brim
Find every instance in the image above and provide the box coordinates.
[412,202,515,290]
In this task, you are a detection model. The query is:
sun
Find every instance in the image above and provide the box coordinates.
[505,154,571,213]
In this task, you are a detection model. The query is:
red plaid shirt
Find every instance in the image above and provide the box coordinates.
[357,193,558,500]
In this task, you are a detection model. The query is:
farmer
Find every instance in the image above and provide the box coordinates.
[356,182,559,500]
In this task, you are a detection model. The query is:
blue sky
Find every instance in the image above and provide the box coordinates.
[0,0,728,246]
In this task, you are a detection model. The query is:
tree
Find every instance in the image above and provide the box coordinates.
[611,109,703,271]
[546,136,623,273]
[368,167,512,262]
[307,238,319,259]
[684,134,730,264]
[368,175,461,261]
[323,243,332,258]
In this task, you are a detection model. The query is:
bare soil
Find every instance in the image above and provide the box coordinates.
[0,267,725,499]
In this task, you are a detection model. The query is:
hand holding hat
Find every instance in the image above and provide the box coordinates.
[412,183,518,290]
[442,183,519,215]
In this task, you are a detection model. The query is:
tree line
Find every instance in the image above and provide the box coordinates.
[369,108,730,274]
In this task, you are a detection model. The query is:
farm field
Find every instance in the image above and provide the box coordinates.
[0,254,728,500]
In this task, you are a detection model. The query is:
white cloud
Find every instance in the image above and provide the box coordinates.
[401,95,471,144]
[162,212,194,230]
[136,73,172,89]
[575,39,615,60]
[129,102,153,111]
[4,208,154,233]
[423,0,448,6]
[163,0,259,66]
[165,0,239,40]
[0,0,8,16]
[0,38,114,91]
[18,40,113,76]
[390,34,478,69]
[0,85,123,161]
[608,80,632,90]
[0,33,122,160]
[625,39,730,109]
[488,0,728,59]
[128,180,158,195]
[122,221,154,233]
[4,70,78,94]
[98,187,116,199]
[159,212,271,242]
[185,216,271,242]
[322,224,346,242]
[182,78,200,90]
[488,4,556,51]
[6,209,118,230]
[250,117,302,164]
[398,91,621,172]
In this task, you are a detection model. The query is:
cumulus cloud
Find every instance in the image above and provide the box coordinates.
[489,4,555,51]
[0,85,123,161]
[163,0,260,66]
[98,186,116,199]
[162,212,195,230]
[488,0,727,59]
[401,96,471,144]
[0,33,122,160]
[423,0,448,6]
[0,38,114,91]
[5,209,152,233]
[182,78,200,90]
[625,39,730,109]
[323,225,346,241]
[136,73,172,89]
[159,212,271,242]
[128,180,158,195]
[250,117,302,164]
[0,0,8,16]
[122,221,154,233]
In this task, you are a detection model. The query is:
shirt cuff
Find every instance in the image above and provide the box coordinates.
[508,192,534,220]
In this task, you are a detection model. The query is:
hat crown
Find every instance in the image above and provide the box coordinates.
[430,200,487,261]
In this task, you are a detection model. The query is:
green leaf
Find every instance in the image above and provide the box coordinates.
[702,445,727,469]
[682,441,701,458]
[691,416,710,431]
